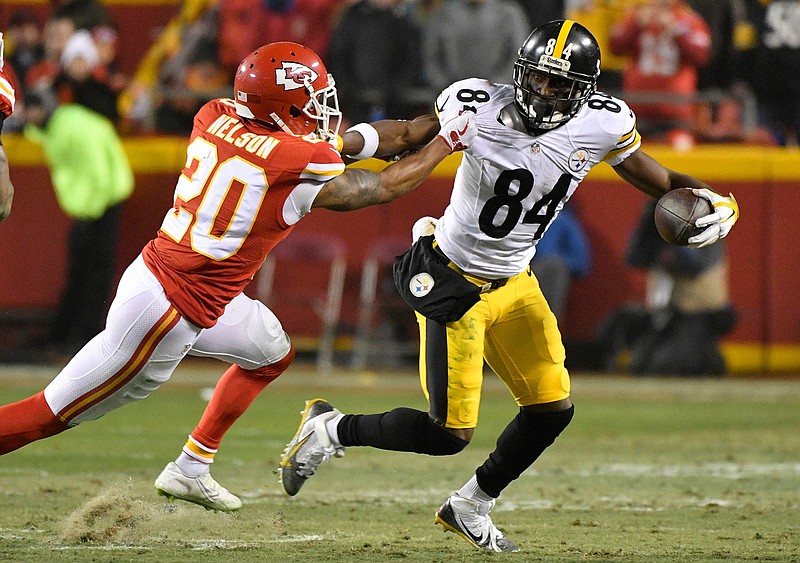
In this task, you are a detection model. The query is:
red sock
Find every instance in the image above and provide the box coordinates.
[0,391,70,455]
[190,348,295,451]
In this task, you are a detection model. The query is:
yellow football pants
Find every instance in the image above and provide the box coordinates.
[416,268,570,429]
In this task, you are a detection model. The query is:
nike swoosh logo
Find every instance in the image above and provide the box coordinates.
[457,125,468,136]
[280,434,311,467]
[436,95,450,113]
[455,514,489,546]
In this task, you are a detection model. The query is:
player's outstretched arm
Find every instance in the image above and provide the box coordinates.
[613,148,711,197]
[313,112,473,212]
[341,114,440,161]
[613,148,739,247]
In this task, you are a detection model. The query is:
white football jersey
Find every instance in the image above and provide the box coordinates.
[434,78,641,279]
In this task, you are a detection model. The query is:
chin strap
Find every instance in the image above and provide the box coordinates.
[269,112,296,135]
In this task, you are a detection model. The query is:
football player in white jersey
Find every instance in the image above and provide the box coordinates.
[281,20,739,552]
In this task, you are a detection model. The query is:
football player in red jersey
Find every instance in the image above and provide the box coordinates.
[0,42,476,511]
[0,33,16,223]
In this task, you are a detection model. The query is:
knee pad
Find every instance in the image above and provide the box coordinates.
[249,345,295,381]
[518,405,574,445]
[418,417,469,456]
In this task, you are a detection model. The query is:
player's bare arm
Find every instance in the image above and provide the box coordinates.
[314,112,473,212]
[0,144,13,223]
[341,114,440,161]
[612,148,711,198]
[614,148,739,247]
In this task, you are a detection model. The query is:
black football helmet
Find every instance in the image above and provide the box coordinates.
[513,20,601,132]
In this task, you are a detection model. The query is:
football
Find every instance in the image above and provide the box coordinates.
[653,189,713,246]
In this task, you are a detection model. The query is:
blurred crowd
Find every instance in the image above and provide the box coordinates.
[1,0,798,147]
[1,0,785,375]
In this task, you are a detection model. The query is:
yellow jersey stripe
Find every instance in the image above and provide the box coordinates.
[617,123,637,145]
[553,20,575,58]
[0,77,15,103]
[60,308,179,420]
[603,131,641,161]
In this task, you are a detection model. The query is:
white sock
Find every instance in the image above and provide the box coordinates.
[457,475,494,503]
[175,452,211,478]
[325,413,345,448]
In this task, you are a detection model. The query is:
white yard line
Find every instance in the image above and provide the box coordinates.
[20,535,326,552]
[524,462,800,479]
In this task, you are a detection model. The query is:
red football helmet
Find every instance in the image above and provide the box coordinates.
[233,42,341,138]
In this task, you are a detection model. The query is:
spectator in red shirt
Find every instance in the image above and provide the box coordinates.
[218,0,341,73]
[610,0,711,149]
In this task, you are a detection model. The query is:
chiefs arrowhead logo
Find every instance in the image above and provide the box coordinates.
[275,62,318,91]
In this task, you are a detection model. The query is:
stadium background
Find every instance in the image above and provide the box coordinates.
[0,0,798,375]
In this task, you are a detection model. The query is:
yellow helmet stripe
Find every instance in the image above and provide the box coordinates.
[553,20,575,58]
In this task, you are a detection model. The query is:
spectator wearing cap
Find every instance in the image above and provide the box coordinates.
[54,29,119,122]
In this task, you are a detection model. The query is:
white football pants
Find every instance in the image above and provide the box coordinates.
[44,255,291,426]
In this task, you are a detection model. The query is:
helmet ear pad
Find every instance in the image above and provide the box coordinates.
[513,20,600,131]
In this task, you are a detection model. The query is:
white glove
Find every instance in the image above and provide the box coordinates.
[0,33,14,119]
[0,68,15,119]
[411,216,438,243]
[687,188,739,248]
[437,110,476,154]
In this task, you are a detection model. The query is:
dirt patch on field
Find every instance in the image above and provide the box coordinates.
[58,481,289,547]
[60,488,153,543]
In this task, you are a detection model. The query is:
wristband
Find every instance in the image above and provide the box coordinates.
[345,123,379,160]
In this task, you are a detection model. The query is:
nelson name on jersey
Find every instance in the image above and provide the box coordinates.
[204,103,281,158]
[142,98,345,328]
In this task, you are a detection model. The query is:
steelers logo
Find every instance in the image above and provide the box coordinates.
[410,273,434,297]
[568,148,591,172]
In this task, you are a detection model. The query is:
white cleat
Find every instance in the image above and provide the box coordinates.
[279,398,344,496]
[154,462,242,512]
[434,492,520,552]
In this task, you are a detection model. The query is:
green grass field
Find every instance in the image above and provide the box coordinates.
[0,361,798,562]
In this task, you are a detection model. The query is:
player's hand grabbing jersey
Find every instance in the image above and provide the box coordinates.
[434,78,640,279]
[142,98,345,328]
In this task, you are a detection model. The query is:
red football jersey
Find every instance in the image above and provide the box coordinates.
[609,5,711,123]
[142,99,345,327]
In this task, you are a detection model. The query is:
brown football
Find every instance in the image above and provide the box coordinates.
[653,189,713,246]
